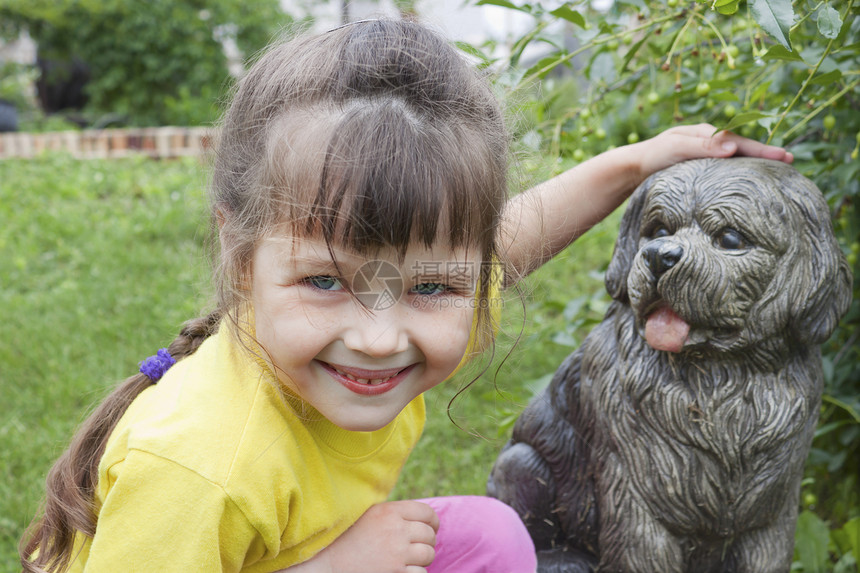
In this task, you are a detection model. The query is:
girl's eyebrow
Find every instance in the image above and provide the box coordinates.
[270,245,364,274]
[281,256,339,271]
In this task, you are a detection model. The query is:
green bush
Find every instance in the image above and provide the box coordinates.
[0,62,36,109]
[465,0,859,569]
[0,0,290,126]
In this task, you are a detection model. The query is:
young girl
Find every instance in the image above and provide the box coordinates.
[21,19,791,573]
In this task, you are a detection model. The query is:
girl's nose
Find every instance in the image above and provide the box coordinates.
[342,311,409,358]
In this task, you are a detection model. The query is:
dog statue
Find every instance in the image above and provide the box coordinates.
[488,158,852,573]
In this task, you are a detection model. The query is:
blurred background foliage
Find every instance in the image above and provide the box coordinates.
[0,0,288,126]
[0,0,857,570]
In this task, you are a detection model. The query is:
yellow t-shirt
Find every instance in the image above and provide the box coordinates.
[67,323,425,572]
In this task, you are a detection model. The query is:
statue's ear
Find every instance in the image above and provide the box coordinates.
[749,163,854,346]
[605,179,651,301]
[785,180,854,345]
[791,252,853,345]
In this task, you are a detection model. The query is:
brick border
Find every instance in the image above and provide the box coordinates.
[0,127,215,159]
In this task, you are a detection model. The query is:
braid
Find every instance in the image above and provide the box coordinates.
[20,310,222,573]
[168,311,222,361]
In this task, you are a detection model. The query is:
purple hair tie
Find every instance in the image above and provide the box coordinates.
[139,348,176,382]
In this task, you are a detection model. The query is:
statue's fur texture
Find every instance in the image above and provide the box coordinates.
[488,158,852,573]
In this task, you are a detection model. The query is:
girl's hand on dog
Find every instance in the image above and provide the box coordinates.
[632,123,794,182]
[282,501,439,573]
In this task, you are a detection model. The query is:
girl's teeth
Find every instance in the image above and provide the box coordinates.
[332,366,394,385]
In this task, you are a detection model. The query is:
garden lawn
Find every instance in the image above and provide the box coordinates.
[0,154,618,572]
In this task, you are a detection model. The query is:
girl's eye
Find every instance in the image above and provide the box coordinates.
[411,282,448,296]
[716,228,750,250]
[306,276,343,291]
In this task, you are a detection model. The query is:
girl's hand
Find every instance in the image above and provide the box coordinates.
[284,501,439,573]
[632,123,793,183]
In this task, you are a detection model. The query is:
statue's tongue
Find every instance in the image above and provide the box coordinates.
[645,306,690,353]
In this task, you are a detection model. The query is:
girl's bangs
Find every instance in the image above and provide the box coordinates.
[266,102,504,259]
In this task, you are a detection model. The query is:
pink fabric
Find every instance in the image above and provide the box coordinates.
[418,496,536,573]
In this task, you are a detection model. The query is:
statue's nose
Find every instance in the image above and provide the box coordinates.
[642,241,684,277]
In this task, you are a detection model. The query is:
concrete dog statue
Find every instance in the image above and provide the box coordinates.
[488,158,852,573]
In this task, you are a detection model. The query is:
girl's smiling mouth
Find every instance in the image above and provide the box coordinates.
[317,361,417,395]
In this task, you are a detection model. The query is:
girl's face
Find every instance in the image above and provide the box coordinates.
[250,234,479,432]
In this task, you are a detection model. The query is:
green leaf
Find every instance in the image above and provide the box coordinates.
[714,0,741,15]
[827,449,848,473]
[762,45,805,62]
[508,24,546,68]
[562,295,588,322]
[551,330,579,347]
[475,0,531,13]
[719,111,770,132]
[549,5,586,28]
[523,54,568,81]
[617,0,648,11]
[794,511,831,573]
[822,394,860,423]
[586,51,616,84]
[710,92,741,102]
[750,80,772,103]
[834,553,857,573]
[599,21,618,35]
[842,517,860,562]
[810,69,842,86]
[621,34,648,72]
[454,41,493,67]
[750,0,795,51]
[813,419,850,439]
[756,114,778,131]
[816,4,843,39]
[842,517,860,557]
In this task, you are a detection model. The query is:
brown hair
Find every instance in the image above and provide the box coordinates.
[21,18,508,571]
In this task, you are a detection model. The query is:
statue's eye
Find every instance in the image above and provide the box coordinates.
[716,228,749,250]
[651,226,672,239]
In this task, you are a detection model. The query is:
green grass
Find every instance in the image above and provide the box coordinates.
[0,154,619,571]
[0,155,213,569]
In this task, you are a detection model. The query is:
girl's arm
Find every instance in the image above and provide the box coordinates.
[500,124,793,282]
